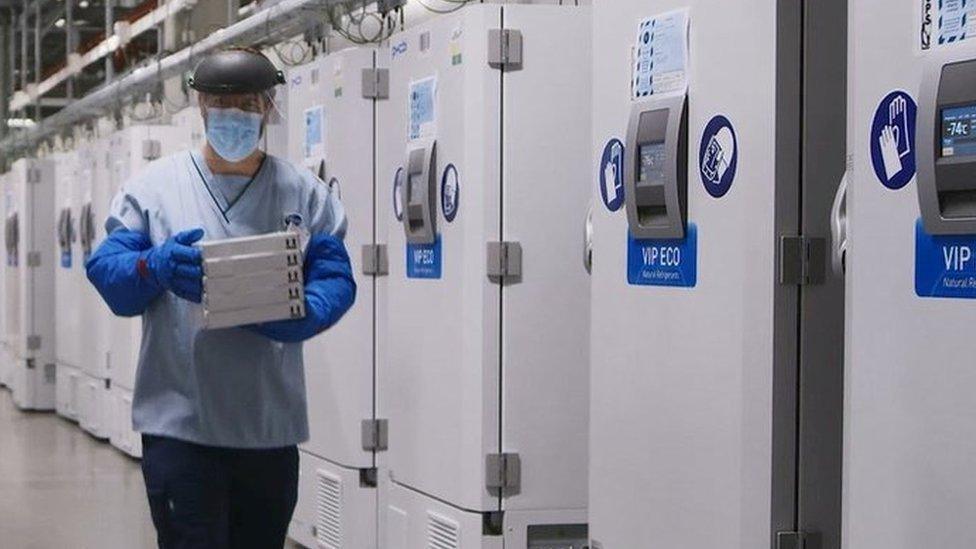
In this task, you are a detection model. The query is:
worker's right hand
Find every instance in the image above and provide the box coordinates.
[140,228,205,303]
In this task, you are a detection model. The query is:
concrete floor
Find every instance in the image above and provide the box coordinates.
[0,388,305,549]
[0,388,157,548]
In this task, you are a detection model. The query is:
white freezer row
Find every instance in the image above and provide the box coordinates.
[2,1,974,548]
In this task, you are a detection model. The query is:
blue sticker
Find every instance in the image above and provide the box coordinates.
[441,164,460,223]
[393,168,405,221]
[699,115,738,198]
[915,219,976,298]
[627,224,697,287]
[870,91,917,190]
[392,41,408,59]
[599,138,626,212]
[60,251,72,269]
[407,236,442,279]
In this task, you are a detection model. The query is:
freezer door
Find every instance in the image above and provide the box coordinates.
[300,48,379,470]
[108,125,181,391]
[499,5,592,513]
[379,5,502,513]
[845,2,976,547]
[590,1,797,547]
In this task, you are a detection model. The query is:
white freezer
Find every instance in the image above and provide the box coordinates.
[0,171,8,389]
[172,105,206,153]
[289,451,379,549]
[54,361,80,421]
[378,2,591,536]
[382,474,587,549]
[109,385,142,459]
[844,2,976,547]
[284,46,386,549]
[589,1,846,548]
[77,371,111,440]
[103,124,181,457]
[5,158,57,411]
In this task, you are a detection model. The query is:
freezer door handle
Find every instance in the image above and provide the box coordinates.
[583,203,594,274]
[830,171,849,277]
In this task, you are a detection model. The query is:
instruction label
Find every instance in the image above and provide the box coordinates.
[915,219,976,298]
[870,91,917,190]
[627,224,697,287]
[633,9,689,98]
[409,76,437,141]
[407,236,442,279]
[303,106,325,162]
[921,0,976,49]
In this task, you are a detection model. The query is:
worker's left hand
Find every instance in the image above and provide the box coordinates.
[141,228,205,303]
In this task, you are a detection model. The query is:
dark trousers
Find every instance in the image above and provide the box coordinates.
[140,435,299,549]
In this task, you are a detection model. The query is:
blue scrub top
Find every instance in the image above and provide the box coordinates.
[105,149,346,448]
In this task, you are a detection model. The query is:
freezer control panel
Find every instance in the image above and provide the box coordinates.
[624,93,688,239]
[920,55,976,234]
[403,141,438,244]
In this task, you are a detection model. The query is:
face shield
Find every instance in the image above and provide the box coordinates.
[189,48,286,162]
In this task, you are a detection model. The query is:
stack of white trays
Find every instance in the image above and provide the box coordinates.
[198,232,306,330]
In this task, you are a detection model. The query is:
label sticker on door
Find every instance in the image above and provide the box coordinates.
[409,76,437,141]
[441,164,460,222]
[870,91,917,190]
[699,115,738,198]
[303,106,325,162]
[407,236,442,279]
[627,224,697,287]
[915,219,976,298]
[393,168,405,221]
[633,9,689,98]
[922,0,976,48]
[599,138,626,212]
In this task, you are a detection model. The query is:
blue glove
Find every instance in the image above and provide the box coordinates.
[141,228,205,303]
[249,233,357,343]
[87,229,163,317]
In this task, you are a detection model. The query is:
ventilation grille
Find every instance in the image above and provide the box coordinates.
[315,470,342,549]
[426,512,460,549]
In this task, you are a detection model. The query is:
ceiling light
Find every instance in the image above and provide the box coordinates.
[79,0,90,8]
[7,118,36,129]
[54,18,65,28]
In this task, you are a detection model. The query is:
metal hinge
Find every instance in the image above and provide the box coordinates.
[27,167,41,183]
[361,68,390,99]
[27,335,41,351]
[487,241,522,282]
[142,139,161,160]
[486,452,521,493]
[359,467,379,488]
[361,418,388,451]
[779,236,826,286]
[488,29,523,70]
[776,531,808,549]
[361,244,389,276]
[27,251,41,267]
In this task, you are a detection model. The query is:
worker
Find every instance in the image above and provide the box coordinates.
[85,48,356,549]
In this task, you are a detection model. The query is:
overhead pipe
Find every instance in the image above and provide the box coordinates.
[0,0,347,156]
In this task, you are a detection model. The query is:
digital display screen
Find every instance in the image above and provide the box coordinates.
[638,142,666,183]
[942,103,976,157]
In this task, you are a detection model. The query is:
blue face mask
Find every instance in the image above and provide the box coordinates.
[205,107,263,162]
